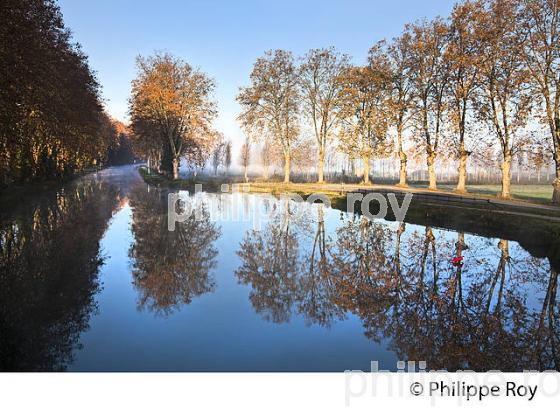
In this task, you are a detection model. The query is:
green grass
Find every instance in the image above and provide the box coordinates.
[436,184,554,205]
[251,180,555,205]
[139,167,556,207]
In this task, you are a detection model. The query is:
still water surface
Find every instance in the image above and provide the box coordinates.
[1,165,559,371]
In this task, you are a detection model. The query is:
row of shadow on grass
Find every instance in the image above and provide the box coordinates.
[0,179,559,371]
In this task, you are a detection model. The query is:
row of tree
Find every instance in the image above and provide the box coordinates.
[0,0,134,186]
[237,0,560,203]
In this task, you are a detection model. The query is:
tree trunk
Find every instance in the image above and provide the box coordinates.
[397,148,408,187]
[362,156,370,184]
[317,147,325,183]
[553,173,560,205]
[553,123,560,204]
[427,149,437,190]
[263,165,269,180]
[244,164,248,183]
[284,152,291,183]
[172,157,179,180]
[500,154,512,199]
[456,143,468,193]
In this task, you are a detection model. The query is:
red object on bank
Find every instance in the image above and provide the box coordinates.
[452,256,464,265]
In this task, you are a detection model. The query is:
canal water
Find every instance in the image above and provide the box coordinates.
[1,165,558,371]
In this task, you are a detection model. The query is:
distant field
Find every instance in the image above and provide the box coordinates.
[436,184,554,205]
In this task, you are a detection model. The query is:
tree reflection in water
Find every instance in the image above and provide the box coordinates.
[334,217,560,371]
[128,187,220,316]
[0,181,119,370]
[297,206,345,327]
[236,202,344,326]
[236,202,560,371]
[235,201,301,324]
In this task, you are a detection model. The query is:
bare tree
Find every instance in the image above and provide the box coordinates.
[299,47,350,183]
[211,138,225,176]
[519,0,560,204]
[477,0,532,198]
[408,19,451,190]
[240,136,251,183]
[237,50,300,183]
[338,63,392,184]
[224,140,232,175]
[384,35,416,187]
[446,0,486,193]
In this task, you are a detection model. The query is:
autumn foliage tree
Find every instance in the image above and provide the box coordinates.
[446,0,486,193]
[408,19,451,190]
[129,53,218,179]
[385,35,416,187]
[0,0,115,185]
[338,62,392,184]
[477,0,533,198]
[106,119,136,165]
[237,50,300,183]
[299,48,349,183]
[519,0,560,203]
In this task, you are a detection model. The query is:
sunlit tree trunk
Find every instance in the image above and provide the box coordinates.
[284,152,291,183]
[553,127,560,204]
[397,125,408,187]
[456,142,468,193]
[426,148,437,190]
[362,156,370,184]
[318,147,325,183]
[500,154,512,199]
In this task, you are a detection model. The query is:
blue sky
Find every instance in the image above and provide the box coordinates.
[58,0,456,145]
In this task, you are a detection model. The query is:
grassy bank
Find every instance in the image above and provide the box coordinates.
[426,184,553,205]
[138,168,560,218]
[248,181,556,207]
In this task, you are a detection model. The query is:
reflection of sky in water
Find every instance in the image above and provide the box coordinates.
[70,189,555,371]
[1,166,557,371]
[71,194,396,371]
[192,191,550,314]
